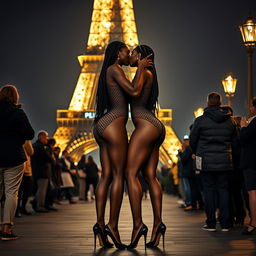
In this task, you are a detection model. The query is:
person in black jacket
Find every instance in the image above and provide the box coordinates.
[44,138,58,211]
[77,155,87,200]
[240,97,256,235]
[221,110,247,228]
[178,136,203,211]
[0,85,34,240]
[190,92,237,232]
[178,137,194,210]
[31,131,53,212]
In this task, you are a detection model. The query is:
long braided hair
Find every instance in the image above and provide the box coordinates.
[134,45,159,114]
[94,41,126,122]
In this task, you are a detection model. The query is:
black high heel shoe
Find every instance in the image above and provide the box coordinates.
[146,222,166,248]
[93,223,114,249]
[104,225,127,250]
[242,224,256,235]
[127,223,148,250]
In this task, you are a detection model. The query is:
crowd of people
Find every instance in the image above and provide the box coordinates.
[177,92,256,234]
[0,84,100,241]
[21,132,101,214]
[0,85,255,241]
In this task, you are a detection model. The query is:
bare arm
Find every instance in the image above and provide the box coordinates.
[109,54,153,97]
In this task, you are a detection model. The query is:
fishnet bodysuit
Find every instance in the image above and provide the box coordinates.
[93,86,128,139]
[130,88,165,146]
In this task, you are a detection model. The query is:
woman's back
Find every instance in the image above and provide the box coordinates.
[0,101,34,168]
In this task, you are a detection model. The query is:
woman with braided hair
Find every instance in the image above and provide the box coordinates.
[92,41,152,249]
[126,45,166,249]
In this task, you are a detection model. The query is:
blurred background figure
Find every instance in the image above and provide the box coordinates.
[85,156,99,201]
[52,147,63,205]
[77,155,87,201]
[221,106,246,228]
[67,156,79,199]
[0,85,34,240]
[178,136,195,211]
[31,130,53,213]
[16,140,34,217]
[138,171,149,199]
[59,150,77,204]
[44,138,58,211]
[240,98,256,235]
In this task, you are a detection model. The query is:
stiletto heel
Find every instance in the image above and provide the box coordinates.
[127,223,148,249]
[93,223,114,249]
[162,232,165,249]
[144,231,147,250]
[94,232,97,249]
[104,225,127,250]
[146,222,166,248]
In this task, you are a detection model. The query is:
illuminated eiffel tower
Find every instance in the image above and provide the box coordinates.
[54,0,181,165]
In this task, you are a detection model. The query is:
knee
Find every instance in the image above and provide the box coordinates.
[112,170,124,180]
[143,173,154,184]
[101,173,112,184]
[125,170,137,183]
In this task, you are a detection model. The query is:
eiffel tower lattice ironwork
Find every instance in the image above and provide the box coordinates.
[54,0,181,165]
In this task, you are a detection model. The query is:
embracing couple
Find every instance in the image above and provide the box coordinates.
[92,41,166,250]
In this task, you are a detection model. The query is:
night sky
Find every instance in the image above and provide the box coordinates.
[2,0,256,140]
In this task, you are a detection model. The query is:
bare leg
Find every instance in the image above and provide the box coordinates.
[142,146,163,242]
[248,190,256,230]
[102,118,128,243]
[126,121,159,242]
[95,139,112,229]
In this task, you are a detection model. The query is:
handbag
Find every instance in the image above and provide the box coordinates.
[61,172,75,188]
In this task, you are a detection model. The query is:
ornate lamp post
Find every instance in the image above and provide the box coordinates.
[221,74,237,108]
[194,107,204,118]
[239,16,256,117]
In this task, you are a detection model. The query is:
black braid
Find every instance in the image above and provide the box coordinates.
[94,41,126,122]
[135,45,159,114]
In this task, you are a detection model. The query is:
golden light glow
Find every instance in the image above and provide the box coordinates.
[239,17,256,47]
[120,0,139,49]
[161,126,182,164]
[194,107,204,118]
[54,0,181,167]
[69,0,139,111]
[69,73,96,111]
[222,74,237,96]
[87,0,138,51]
[87,0,114,51]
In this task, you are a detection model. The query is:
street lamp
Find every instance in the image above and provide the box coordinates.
[239,16,256,117]
[221,74,237,108]
[194,107,204,118]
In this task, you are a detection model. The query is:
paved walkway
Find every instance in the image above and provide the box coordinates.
[1,194,256,256]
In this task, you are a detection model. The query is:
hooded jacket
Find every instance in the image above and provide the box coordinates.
[189,106,237,171]
[0,101,35,168]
